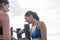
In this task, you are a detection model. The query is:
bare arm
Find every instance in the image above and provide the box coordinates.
[39,21,47,40]
[2,14,11,40]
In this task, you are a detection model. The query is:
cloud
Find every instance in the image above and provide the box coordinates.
[9,0,27,16]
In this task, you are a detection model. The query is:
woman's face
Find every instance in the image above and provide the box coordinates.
[25,15,33,24]
[2,3,9,13]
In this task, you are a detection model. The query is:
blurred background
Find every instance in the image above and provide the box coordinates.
[8,0,60,40]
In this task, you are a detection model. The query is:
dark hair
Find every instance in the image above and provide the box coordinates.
[0,0,9,8]
[25,11,39,21]
[0,0,9,4]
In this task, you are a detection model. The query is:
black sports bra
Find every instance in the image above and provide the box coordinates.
[0,27,3,35]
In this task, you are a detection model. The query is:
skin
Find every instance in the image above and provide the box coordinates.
[38,21,47,40]
[0,3,11,40]
[25,14,47,40]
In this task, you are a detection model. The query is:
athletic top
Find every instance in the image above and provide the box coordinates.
[30,22,41,39]
[0,25,3,35]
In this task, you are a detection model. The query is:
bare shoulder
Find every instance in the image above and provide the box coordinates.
[38,21,46,29]
[38,21,45,26]
[40,21,45,25]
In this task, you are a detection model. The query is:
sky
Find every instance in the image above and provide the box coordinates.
[8,0,60,40]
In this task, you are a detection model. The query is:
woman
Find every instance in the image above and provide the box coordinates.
[0,0,11,40]
[25,11,47,40]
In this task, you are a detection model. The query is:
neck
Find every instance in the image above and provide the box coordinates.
[32,19,38,26]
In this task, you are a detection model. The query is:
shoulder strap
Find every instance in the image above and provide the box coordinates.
[36,21,39,27]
